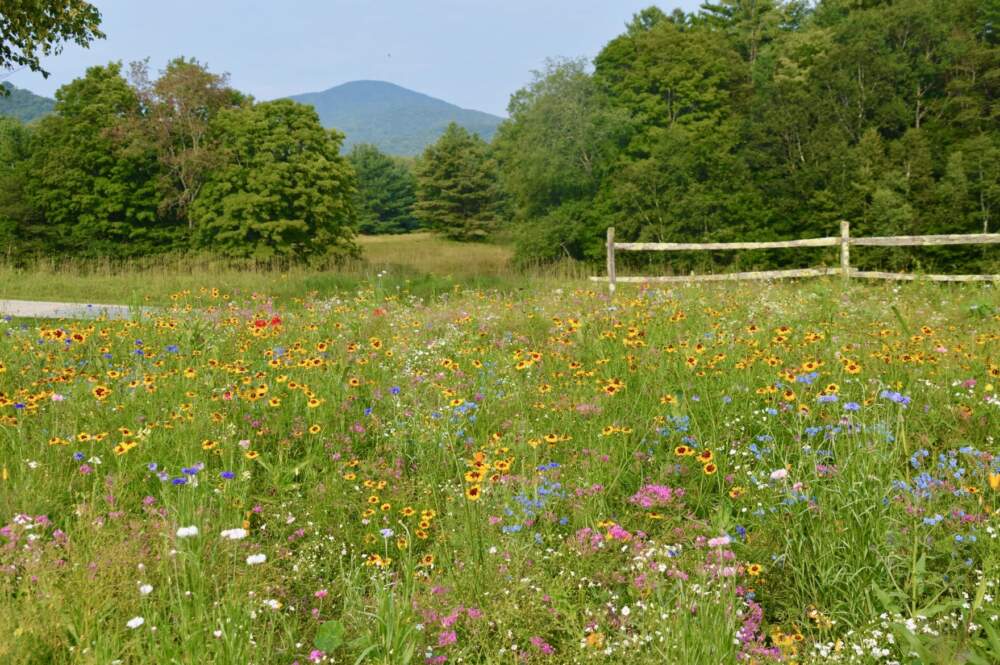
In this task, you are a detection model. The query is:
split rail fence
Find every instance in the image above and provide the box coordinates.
[592,221,1000,295]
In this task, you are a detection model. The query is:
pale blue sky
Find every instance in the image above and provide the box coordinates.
[6,0,702,116]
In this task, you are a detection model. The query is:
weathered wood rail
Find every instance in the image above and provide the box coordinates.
[593,222,1000,294]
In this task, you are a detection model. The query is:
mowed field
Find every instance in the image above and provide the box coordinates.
[1,239,1000,664]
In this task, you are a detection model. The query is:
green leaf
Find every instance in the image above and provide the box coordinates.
[871,583,902,614]
[983,622,1000,658]
[314,620,346,652]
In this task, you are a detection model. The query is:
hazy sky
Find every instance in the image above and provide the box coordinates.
[5,0,702,117]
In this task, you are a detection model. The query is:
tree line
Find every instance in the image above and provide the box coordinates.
[2,0,998,270]
[491,0,998,271]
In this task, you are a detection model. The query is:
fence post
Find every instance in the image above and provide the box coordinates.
[606,227,617,297]
[840,221,851,281]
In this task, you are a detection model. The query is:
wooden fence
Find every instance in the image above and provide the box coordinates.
[592,221,1000,295]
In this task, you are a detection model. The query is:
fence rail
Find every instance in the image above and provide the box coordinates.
[592,222,1000,294]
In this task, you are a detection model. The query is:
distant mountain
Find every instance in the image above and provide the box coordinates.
[287,80,502,156]
[0,83,54,123]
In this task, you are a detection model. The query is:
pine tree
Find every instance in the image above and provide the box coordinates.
[414,123,499,242]
[348,144,418,234]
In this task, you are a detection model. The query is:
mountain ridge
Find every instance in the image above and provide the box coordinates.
[0,82,55,123]
[286,80,502,156]
[0,79,502,156]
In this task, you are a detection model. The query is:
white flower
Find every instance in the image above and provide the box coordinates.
[176,525,199,538]
[126,616,145,629]
[139,583,153,596]
[246,553,267,566]
[621,606,631,617]
[220,528,247,540]
[264,598,282,610]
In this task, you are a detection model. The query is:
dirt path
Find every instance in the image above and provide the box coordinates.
[0,299,149,320]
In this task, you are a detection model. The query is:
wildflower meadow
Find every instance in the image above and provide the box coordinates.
[1,277,999,664]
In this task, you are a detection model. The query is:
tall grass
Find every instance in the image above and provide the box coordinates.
[0,233,589,305]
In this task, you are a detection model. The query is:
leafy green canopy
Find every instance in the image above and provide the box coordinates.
[0,60,359,262]
[192,100,357,263]
[0,0,103,79]
[496,0,1000,272]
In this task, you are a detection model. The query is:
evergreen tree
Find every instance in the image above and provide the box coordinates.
[414,123,499,242]
[347,143,418,234]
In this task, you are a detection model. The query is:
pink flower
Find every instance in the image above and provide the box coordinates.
[708,535,731,547]
[530,636,555,655]
[629,484,684,508]
[607,524,632,541]
[308,650,325,663]
[437,630,457,647]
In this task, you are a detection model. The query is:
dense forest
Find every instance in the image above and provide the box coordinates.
[0,83,54,123]
[1,0,998,270]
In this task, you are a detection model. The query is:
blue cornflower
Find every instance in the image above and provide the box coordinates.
[844,402,861,412]
[390,386,401,395]
[220,471,235,480]
[879,390,911,406]
[171,477,187,486]
[797,372,819,385]
[73,452,85,461]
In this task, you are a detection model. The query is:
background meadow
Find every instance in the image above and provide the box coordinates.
[2,253,999,664]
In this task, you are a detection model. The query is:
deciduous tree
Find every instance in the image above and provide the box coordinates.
[0,0,103,81]
[191,100,357,263]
